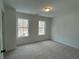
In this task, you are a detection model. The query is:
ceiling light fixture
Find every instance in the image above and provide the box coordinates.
[42,6,53,12]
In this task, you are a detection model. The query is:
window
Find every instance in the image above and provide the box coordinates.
[38,21,46,35]
[17,18,29,37]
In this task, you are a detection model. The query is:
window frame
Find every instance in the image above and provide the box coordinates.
[38,20,46,35]
[16,18,29,38]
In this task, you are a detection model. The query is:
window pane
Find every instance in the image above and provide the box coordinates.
[23,27,29,36]
[18,18,28,27]
[18,18,24,27]
[38,21,46,35]
[18,28,24,37]
[23,20,28,27]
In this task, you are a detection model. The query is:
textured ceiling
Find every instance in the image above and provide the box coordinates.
[4,0,79,17]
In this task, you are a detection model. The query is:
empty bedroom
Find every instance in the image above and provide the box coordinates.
[0,0,79,59]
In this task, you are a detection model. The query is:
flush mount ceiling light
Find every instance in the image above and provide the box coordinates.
[42,6,53,12]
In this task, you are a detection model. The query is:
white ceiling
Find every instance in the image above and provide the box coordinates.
[4,0,79,17]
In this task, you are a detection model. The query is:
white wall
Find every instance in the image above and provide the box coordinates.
[16,12,52,45]
[0,0,4,59]
[51,0,79,49]
[4,6,16,51]
[0,0,4,11]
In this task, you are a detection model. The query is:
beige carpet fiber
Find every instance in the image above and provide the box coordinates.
[5,40,79,59]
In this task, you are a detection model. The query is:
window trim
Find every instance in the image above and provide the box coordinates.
[38,20,46,35]
[16,18,29,38]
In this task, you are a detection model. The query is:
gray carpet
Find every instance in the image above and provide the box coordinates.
[5,40,79,59]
